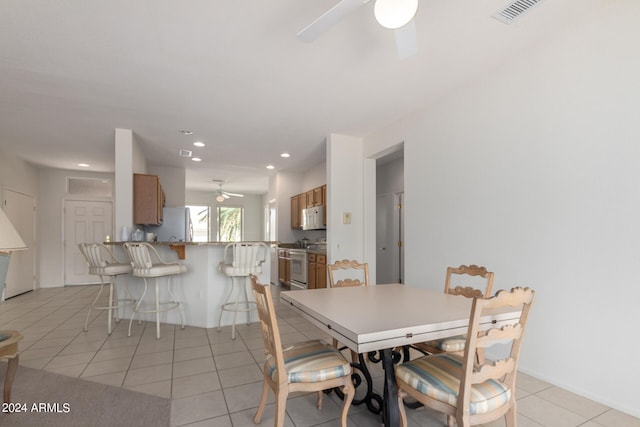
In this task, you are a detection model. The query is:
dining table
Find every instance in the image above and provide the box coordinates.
[280,283,522,426]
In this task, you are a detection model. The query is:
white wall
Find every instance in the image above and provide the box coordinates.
[114,128,137,240]
[272,171,304,244]
[0,149,39,197]
[149,165,185,207]
[37,168,114,287]
[327,133,364,263]
[377,157,403,196]
[302,161,326,190]
[0,149,39,289]
[362,0,640,417]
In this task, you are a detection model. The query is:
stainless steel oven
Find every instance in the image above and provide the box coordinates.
[289,249,308,289]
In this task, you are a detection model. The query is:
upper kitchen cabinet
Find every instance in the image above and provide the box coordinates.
[306,186,324,207]
[291,184,326,229]
[290,193,304,229]
[134,173,165,225]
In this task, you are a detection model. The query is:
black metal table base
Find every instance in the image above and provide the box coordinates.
[332,347,410,426]
[332,351,383,414]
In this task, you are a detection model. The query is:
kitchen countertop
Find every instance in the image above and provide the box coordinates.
[278,245,326,255]
[106,241,279,246]
[105,241,279,259]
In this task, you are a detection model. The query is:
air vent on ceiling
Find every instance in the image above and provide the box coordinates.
[179,149,192,157]
[493,0,543,24]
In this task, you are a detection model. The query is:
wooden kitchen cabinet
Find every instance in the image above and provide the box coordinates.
[292,185,326,229]
[322,184,327,226]
[306,186,324,207]
[133,173,165,225]
[278,249,290,286]
[307,253,316,289]
[290,196,299,229]
[290,194,305,229]
[316,254,326,289]
[307,252,327,289]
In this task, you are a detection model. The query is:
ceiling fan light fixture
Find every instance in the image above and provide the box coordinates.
[216,194,225,202]
[374,0,418,29]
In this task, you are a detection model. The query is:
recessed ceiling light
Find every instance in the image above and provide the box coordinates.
[179,130,193,135]
[192,157,202,162]
[266,165,275,170]
[193,141,205,147]
[78,163,90,167]
[280,153,290,158]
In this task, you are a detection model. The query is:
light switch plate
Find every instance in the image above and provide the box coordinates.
[343,212,351,224]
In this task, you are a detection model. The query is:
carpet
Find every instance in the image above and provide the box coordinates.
[0,365,171,427]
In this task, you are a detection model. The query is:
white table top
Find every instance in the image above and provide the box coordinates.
[281,284,521,353]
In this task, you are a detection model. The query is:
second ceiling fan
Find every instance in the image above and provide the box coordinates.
[297,0,419,59]
[213,179,244,202]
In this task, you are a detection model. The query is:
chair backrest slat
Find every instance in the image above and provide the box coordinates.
[78,243,112,270]
[123,243,154,269]
[328,259,369,288]
[444,264,494,298]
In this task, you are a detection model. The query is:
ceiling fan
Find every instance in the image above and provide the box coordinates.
[212,179,244,202]
[297,0,419,59]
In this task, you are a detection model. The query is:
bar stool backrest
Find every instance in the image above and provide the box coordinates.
[79,243,128,275]
[125,243,155,270]
[223,242,267,276]
[79,243,109,271]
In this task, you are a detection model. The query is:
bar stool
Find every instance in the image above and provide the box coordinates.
[123,242,187,339]
[218,242,267,339]
[79,243,134,334]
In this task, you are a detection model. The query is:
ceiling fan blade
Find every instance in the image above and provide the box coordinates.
[297,0,369,42]
[394,18,417,59]
[222,193,230,199]
[224,191,244,198]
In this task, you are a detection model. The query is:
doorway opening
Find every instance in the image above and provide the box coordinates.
[375,147,404,284]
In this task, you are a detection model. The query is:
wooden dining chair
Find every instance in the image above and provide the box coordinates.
[327,259,369,361]
[0,330,23,403]
[413,264,494,357]
[396,287,535,427]
[250,275,355,427]
[327,259,370,288]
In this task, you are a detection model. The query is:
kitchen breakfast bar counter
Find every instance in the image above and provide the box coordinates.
[104,241,275,329]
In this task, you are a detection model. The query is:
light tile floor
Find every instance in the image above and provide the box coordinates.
[1,285,639,427]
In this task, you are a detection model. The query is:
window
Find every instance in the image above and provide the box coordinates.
[186,205,243,242]
[217,206,243,242]
[67,177,113,197]
[187,205,210,242]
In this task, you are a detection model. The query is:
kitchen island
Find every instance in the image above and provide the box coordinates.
[105,241,275,329]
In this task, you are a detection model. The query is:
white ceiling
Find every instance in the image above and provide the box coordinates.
[0,0,607,194]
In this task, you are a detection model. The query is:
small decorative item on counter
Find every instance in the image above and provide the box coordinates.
[132,229,144,242]
[120,226,129,241]
[105,235,111,243]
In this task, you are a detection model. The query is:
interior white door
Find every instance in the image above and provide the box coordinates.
[395,192,404,284]
[3,190,36,299]
[64,200,113,285]
[376,193,394,283]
